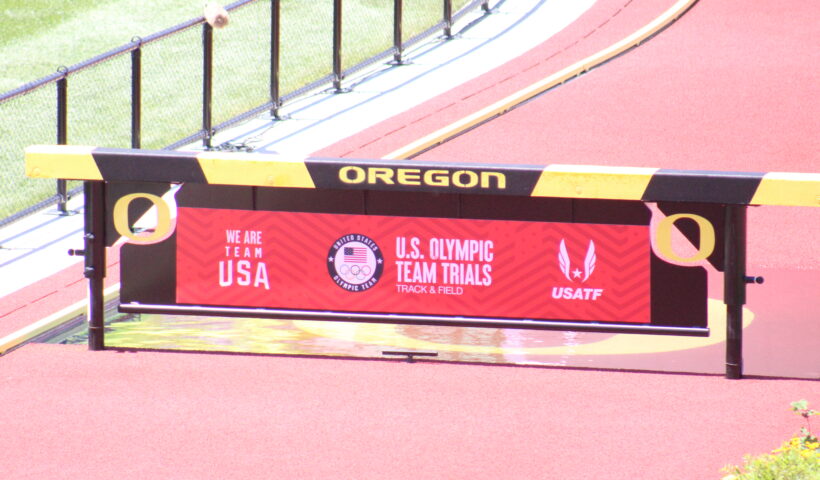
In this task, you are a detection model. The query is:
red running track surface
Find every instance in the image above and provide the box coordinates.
[0,343,817,480]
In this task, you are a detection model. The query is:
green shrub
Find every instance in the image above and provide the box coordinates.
[722,400,819,480]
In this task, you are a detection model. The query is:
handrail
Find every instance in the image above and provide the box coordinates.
[1,0,486,103]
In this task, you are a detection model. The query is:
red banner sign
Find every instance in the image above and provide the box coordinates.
[176,208,651,323]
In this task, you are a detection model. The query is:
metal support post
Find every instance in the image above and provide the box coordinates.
[270,0,282,118]
[723,204,747,379]
[56,69,69,215]
[393,0,404,64]
[333,0,343,91]
[84,181,107,350]
[443,0,453,38]
[131,38,142,148]
[202,23,214,148]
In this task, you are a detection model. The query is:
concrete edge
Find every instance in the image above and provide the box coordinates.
[0,283,121,355]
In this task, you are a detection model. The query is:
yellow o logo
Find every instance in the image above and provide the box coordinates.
[113,193,173,244]
[655,213,715,263]
[339,166,365,184]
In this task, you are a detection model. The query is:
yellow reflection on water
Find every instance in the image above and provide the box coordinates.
[100,299,749,366]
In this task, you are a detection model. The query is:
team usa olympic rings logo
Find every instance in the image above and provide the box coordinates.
[327,234,384,292]
[338,264,373,280]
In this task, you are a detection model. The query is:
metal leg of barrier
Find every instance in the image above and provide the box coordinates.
[84,181,107,351]
[723,204,746,379]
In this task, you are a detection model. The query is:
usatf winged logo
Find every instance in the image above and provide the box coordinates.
[558,239,596,283]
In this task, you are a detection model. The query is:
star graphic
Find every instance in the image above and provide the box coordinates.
[328,257,334,262]
[572,268,582,279]
[377,258,383,264]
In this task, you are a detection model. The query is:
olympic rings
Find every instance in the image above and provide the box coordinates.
[338,262,373,283]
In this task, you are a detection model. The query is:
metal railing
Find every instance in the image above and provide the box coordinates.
[0,0,492,226]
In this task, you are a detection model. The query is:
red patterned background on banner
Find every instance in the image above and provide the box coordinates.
[176,208,651,323]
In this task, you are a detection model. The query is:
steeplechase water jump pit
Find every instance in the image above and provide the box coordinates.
[40,298,750,372]
[28,146,818,377]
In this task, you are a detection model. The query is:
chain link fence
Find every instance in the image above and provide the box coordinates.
[68,54,132,148]
[279,1,335,98]
[342,1,393,73]
[0,85,59,220]
[141,25,204,150]
[0,0,492,226]
[212,1,271,128]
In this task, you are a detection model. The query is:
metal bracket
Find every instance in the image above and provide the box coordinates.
[382,350,439,363]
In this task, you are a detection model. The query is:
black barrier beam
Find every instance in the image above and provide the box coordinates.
[84,181,107,350]
[723,204,747,379]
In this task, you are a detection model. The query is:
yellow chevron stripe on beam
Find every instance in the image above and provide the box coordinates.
[383,0,697,160]
[196,151,315,188]
[532,165,658,200]
[24,145,102,181]
[750,172,820,207]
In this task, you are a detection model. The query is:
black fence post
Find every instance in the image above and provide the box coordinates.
[56,67,68,215]
[723,204,747,379]
[270,0,281,118]
[333,0,343,91]
[443,0,453,38]
[393,0,404,64]
[84,180,107,351]
[202,22,214,148]
[131,37,142,149]
[482,0,491,13]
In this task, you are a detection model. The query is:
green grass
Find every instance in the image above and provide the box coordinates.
[0,0,474,220]
[0,0,204,92]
